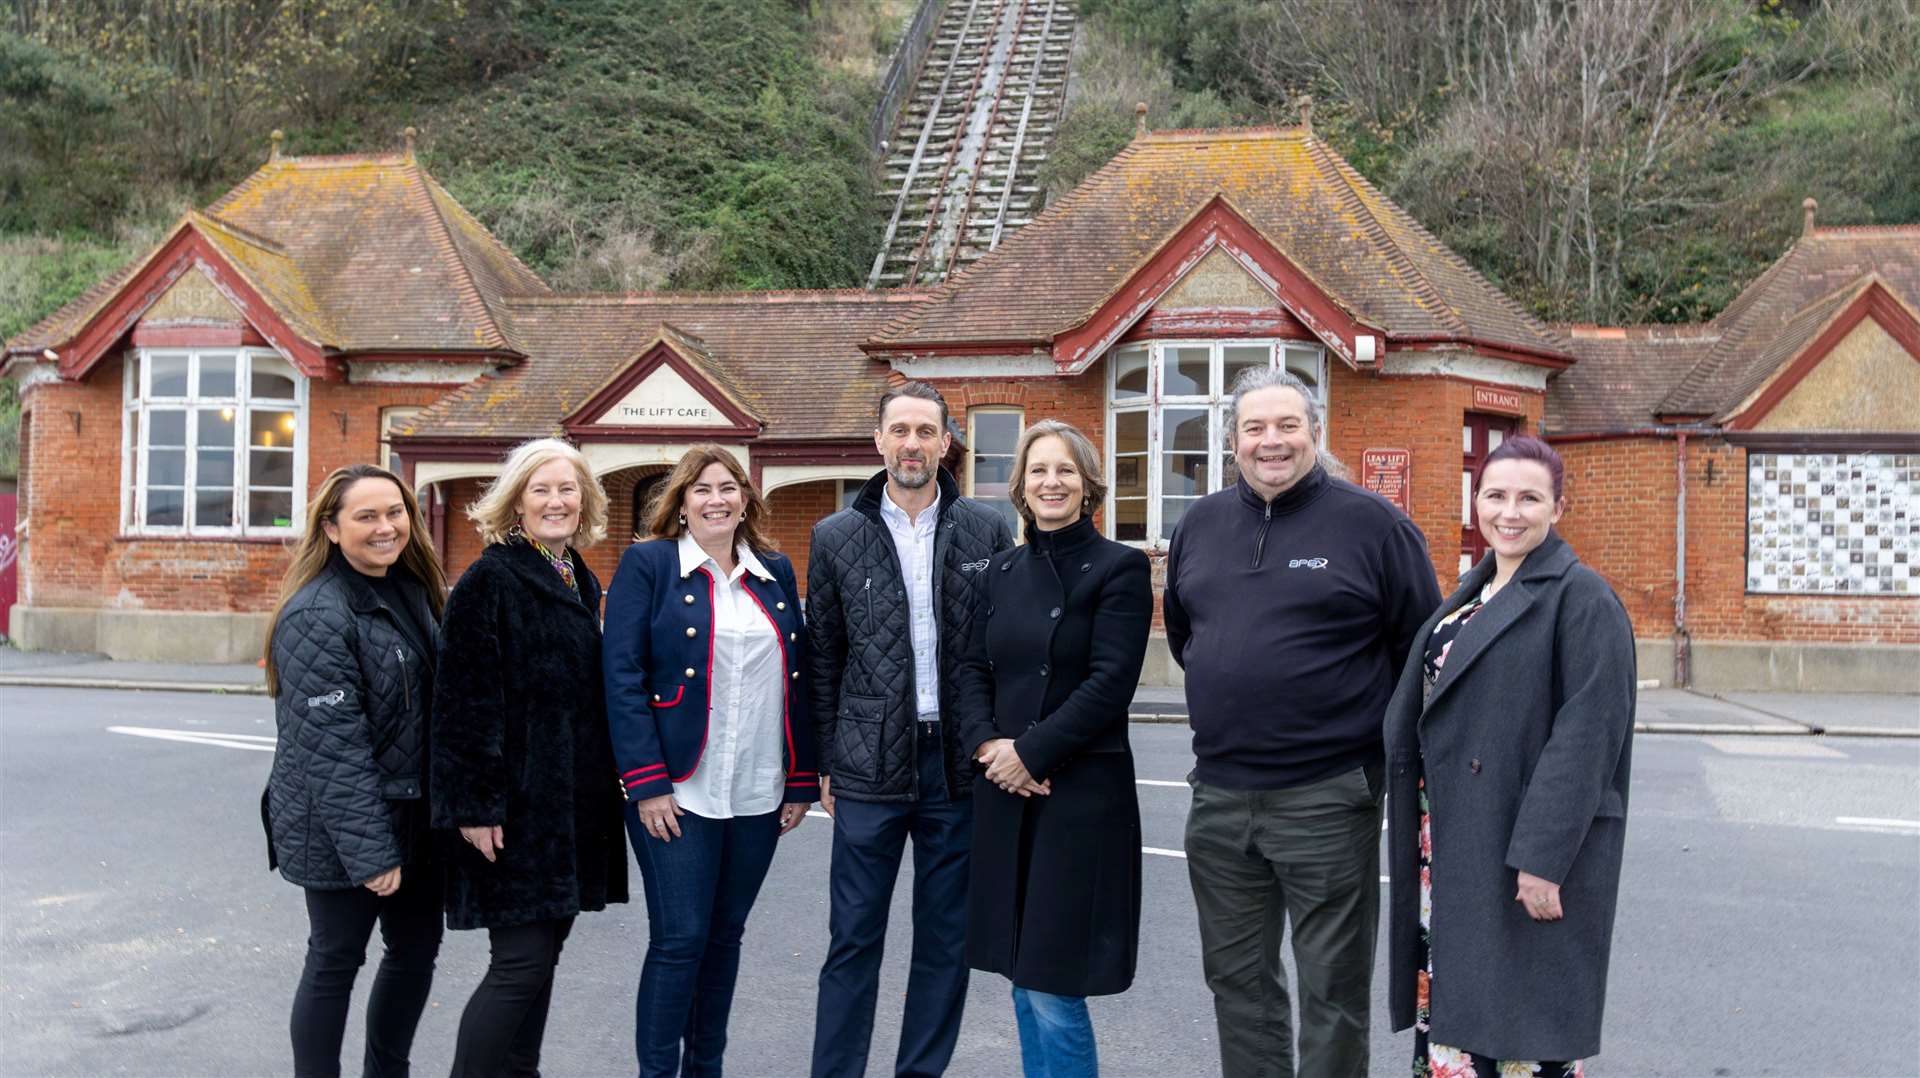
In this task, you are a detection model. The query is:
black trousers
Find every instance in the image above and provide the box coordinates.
[291,870,443,1078]
[449,916,576,1078]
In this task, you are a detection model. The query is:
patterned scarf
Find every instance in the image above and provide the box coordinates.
[508,523,577,594]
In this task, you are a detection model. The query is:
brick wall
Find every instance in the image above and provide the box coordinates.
[1553,438,1679,636]
[1327,366,1547,592]
[1555,435,1918,645]
[19,359,452,613]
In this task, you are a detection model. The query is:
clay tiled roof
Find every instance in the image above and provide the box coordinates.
[404,291,930,442]
[1545,324,1720,434]
[872,127,1567,359]
[7,151,546,359]
[1656,226,1920,418]
[1545,226,1920,433]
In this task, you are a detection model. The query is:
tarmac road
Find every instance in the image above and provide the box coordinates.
[1,685,1916,1076]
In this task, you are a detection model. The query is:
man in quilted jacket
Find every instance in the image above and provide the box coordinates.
[808,382,1014,1078]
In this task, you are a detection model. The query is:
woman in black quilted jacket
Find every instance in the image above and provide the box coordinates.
[262,463,449,1078]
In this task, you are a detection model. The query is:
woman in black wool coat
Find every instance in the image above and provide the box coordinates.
[955,419,1153,1078]
[432,437,628,1078]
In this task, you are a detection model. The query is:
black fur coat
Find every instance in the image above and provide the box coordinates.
[431,540,629,930]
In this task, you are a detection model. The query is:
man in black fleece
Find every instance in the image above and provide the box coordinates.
[1165,367,1440,1078]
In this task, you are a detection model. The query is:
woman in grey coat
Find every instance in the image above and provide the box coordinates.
[1382,435,1636,1075]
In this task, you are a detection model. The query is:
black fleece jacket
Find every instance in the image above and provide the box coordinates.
[1163,464,1441,790]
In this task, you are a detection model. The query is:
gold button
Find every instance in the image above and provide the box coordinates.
[684,594,695,604]
[791,670,800,679]
[775,601,786,610]
[789,632,797,641]
[652,694,660,702]
[685,667,696,678]
[685,626,697,637]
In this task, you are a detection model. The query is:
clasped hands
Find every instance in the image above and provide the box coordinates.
[976,738,1049,797]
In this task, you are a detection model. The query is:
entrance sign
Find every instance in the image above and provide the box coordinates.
[1471,385,1525,416]
[601,363,722,427]
[1361,449,1412,513]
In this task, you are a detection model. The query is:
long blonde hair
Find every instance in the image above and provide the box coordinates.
[264,464,447,695]
[644,444,776,553]
[465,437,609,548]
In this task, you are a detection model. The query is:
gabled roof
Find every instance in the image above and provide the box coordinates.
[403,290,930,443]
[870,127,1569,362]
[560,322,767,439]
[7,149,546,365]
[1656,226,1920,418]
[1547,226,1920,434]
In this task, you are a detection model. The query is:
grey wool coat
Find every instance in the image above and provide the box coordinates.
[1383,532,1636,1061]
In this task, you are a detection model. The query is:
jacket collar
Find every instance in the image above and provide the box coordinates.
[1424,531,1575,711]
[1024,513,1099,558]
[676,532,773,582]
[1234,462,1330,517]
[484,539,594,613]
[853,466,963,523]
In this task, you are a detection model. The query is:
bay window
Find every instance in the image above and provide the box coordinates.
[1106,340,1326,544]
[123,349,307,536]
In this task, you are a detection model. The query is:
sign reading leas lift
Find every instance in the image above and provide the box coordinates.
[601,363,723,426]
[1361,448,1412,513]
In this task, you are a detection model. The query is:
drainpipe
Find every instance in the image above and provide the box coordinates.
[429,484,447,573]
[1673,431,1691,689]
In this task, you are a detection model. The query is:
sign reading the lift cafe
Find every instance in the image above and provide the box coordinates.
[1471,385,1525,416]
[1361,449,1412,513]
[602,364,722,426]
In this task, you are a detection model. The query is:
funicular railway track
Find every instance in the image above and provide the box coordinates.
[868,0,1077,289]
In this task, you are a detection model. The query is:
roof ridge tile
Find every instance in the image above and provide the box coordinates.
[1303,137,1468,338]
[404,159,508,351]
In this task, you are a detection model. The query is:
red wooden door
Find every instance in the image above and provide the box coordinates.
[1460,412,1520,579]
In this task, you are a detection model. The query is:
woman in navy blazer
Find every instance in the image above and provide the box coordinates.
[603,443,818,1077]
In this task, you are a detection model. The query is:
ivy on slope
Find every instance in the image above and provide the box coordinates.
[426,0,880,291]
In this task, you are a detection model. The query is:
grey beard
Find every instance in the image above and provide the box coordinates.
[887,460,933,489]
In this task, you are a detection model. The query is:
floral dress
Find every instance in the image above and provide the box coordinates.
[1412,587,1583,1078]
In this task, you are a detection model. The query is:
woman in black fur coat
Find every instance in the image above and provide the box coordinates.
[432,438,628,1078]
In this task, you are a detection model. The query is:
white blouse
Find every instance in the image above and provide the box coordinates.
[673,533,787,819]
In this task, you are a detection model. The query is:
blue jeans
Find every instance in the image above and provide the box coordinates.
[626,807,782,1078]
[811,727,972,1078]
[1012,987,1097,1078]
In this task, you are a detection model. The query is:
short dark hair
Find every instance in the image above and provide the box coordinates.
[876,381,949,430]
[1474,434,1565,501]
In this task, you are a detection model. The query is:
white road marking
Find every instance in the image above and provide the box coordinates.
[1143,845,1186,859]
[1135,779,1185,787]
[108,726,274,752]
[1835,816,1920,832]
[1703,736,1847,759]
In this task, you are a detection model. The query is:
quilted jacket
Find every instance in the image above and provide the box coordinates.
[806,468,1013,803]
[263,553,438,890]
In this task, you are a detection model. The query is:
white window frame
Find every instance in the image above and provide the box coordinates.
[1104,339,1328,548]
[966,406,1025,540]
[121,347,308,538]
[380,406,423,475]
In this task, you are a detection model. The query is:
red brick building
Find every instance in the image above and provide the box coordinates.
[6,129,1915,689]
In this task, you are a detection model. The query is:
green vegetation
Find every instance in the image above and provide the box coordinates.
[1056,0,1920,325]
[1,0,909,478]
[2,0,1914,483]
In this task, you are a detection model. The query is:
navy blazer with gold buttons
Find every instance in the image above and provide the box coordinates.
[602,538,818,806]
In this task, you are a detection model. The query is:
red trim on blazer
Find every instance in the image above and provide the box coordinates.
[648,686,685,709]
[668,569,716,785]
